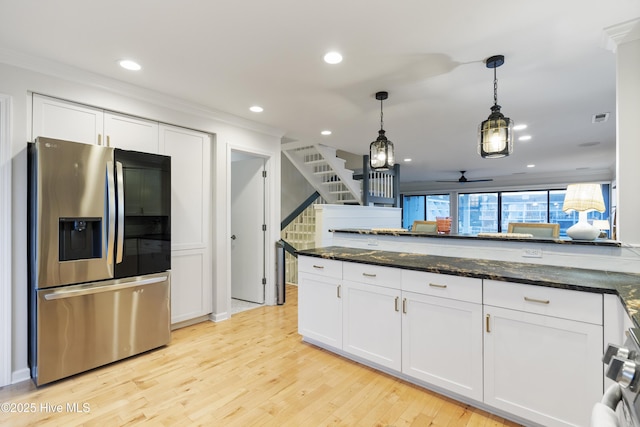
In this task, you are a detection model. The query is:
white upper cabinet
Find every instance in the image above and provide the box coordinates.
[32,95,103,145]
[32,94,159,153]
[104,112,159,152]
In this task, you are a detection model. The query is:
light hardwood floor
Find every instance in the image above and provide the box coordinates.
[0,285,521,426]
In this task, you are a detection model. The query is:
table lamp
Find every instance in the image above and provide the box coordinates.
[562,183,605,240]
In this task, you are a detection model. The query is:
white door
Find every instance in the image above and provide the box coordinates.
[484,305,603,427]
[231,154,265,303]
[401,291,483,401]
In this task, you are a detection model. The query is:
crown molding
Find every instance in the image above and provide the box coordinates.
[0,47,286,139]
[602,18,640,52]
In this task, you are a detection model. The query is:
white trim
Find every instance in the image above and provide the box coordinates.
[0,94,12,387]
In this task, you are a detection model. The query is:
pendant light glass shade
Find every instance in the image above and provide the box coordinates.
[370,130,395,169]
[478,55,513,158]
[478,105,513,158]
[369,91,395,170]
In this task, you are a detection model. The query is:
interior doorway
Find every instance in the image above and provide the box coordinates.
[230,151,266,308]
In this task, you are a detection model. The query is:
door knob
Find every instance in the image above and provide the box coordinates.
[231,235,237,240]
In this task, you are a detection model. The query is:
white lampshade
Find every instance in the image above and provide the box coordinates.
[562,183,605,240]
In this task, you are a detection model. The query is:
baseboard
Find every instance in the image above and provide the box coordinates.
[12,367,31,385]
[170,315,210,330]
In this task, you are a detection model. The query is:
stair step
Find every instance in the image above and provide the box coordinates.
[305,159,328,165]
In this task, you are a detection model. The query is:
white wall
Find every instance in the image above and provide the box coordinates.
[0,59,283,384]
[612,22,640,244]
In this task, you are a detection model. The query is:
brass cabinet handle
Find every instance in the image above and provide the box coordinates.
[98,134,102,146]
[524,296,550,304]
[107,135,111,147]
[402,298,407,314]
[337,285,341,298]
[394,296,399,312]
[429,283,447,289]
[486,314,491,333]
[312,265,324,269]
[362,273,377,278]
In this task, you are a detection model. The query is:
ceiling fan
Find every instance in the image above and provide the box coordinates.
[437,171,493,183]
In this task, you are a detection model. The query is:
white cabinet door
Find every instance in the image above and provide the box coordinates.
[32,94,104,145]
[104,112,159,152]
[402,291,483,401]
[298,272,342,349]
[484,305,603,427]
[343,280,402,370]
[159,125,211,323]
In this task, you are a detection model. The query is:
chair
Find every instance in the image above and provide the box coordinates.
[412,220,437,232]
[507,222,560,238]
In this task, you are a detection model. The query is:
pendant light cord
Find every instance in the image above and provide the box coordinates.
[380,98,384,131]
[493,66,498,106]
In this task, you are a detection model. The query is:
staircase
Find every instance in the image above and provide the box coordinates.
[282,142,362,205]
[281,195,323,284]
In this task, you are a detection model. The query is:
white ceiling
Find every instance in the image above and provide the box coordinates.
[1,0,639,188]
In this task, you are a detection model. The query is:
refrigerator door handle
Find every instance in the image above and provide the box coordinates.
[106,161,116,265]
[115,161,125,264]
[43,275,169,300]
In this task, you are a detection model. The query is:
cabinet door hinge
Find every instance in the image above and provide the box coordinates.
[262,224,267,231]
[262,277,267,285]
[262,170,267,178]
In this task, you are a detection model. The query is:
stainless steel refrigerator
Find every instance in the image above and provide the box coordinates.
[28,137,172,386]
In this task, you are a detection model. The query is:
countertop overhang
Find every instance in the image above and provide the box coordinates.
[297,246,640,324]
[330,228,622,247]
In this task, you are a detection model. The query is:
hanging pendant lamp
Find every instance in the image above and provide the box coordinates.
[478,55,514,158]
[369,91,395,170]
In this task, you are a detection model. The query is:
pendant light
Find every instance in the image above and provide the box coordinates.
[478,55,514,158]
[369,91,395,170]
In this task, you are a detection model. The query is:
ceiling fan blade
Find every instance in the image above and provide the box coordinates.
[436,170,493,183]
[466,178,493,182]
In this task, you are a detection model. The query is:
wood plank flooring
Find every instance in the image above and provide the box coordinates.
[0,285,521,426]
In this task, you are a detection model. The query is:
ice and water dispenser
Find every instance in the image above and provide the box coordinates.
[58,217,102,261]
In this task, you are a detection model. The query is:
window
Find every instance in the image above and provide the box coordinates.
[456,185,610,237]
[402,194,450,229]
[458,193,498,234]
[500,191,548,232]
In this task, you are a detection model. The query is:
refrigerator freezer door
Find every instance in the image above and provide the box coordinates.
[29,137,115,289]
[33,272,171,385]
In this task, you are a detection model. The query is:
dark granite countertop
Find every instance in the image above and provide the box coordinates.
[297,246,640,325]
[331,228,622,247]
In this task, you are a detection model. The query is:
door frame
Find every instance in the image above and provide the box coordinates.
[230,152,266,304]
[0,94,12,386]
[226,144,275,311]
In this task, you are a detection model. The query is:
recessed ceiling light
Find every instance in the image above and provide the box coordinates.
[249,106,264,113]
[518,135,532,141]
[527,164,535,168]
[321,130,332,136]
[403,158,412,162]
[513,124,527,131]
[119,59,141,71]
[324,51,343,64]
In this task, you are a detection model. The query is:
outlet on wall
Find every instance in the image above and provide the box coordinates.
[522,248,543,258]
